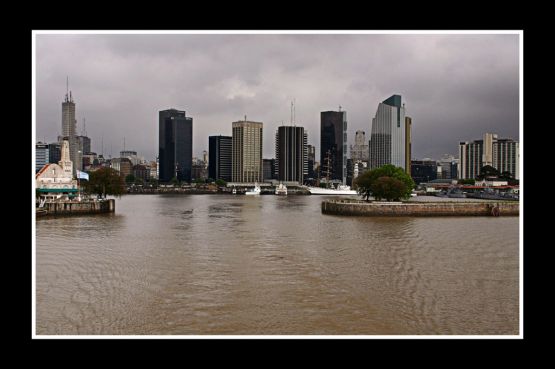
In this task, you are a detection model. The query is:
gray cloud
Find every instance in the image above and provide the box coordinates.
[35,33,519,162]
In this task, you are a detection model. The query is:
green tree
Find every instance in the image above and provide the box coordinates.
[458,178,475,185]
[476,165,499,180]
[83,167,125,198]
[215,179,227,187]
[354,164,414,202]
[134,177,144,186]
[370,176,406,201]
[498,171,519,185]
[170,176,180,186]
[125,174,136,184]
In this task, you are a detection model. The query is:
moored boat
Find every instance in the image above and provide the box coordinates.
[275,183,287,195]
[307,185,357,195]
[245,183,261,195]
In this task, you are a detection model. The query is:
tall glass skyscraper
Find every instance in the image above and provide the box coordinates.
[275,125,307,184]
[369,94,407,171]
[208,135,232,182]
[158,109,193,183]
[320,110,347,184]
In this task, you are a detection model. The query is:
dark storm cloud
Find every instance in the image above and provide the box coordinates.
[35,33,519,161]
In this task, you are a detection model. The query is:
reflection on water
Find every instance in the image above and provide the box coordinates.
[36,195,519,335]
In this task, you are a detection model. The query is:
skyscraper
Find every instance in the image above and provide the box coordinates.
[275,125,307,184]
[493,139,519,179]
[48,142,61,164]
[158,109,193,182]
[263,159,276,181]
[350,130,369,163]
[459,133,519,179]
[307,144,316,179]
[369,94,407,171]
[77,135,91,154]
[405,116,412,175]
[208,135,232,182]
[320,110,347,184]
[232,119,263,183]
[61,88,80,174]
[36,142,49,172]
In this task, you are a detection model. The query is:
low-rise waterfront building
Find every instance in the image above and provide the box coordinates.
[35,139,78,199]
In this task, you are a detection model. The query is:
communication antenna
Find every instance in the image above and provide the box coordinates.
[294,98,296,126]
[65,76,69,101]
[290,101,293,125]
[82,118,87,136]
[338,105,342,112]
[101,134,104,156]
[123,137,126,152]
[244,115,247,122]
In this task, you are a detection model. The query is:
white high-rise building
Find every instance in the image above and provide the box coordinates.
[369,95,407,171]
[459,133,519,179]
[232,119,263,183]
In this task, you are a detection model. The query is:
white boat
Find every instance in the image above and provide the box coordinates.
[245,183,261,195]
[275,183,287,195]
[232,187,237,194]
[307,185,358,195]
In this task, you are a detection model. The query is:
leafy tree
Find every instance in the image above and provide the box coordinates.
[458,178,475,185]
[83,167,125,198]
[125,174,136,184]
[134,177,144,186]
[370,176,407,201]
[207,178,215,184]
[354,172,373,201]
[215,179,227,187]
[194,178,205,185]
[498,171,519,185]
[170,176,180,186]
[354,164,414,201]
[476,165,499,180]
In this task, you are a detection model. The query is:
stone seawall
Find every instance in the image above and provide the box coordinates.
[42,199,115,216]
[322,200,519,216]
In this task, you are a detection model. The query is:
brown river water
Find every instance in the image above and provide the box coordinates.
[35,195,519,335]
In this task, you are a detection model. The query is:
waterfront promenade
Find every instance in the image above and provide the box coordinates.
[322,199,519,216]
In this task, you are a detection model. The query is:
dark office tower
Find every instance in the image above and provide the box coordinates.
[48,142,61,164]
[263,159,275,181]
[307,144,316,179]
[158,109,193,183]
[405,116,412,176]
[77,135,91,154]
[208,135,232,182]
[275,126,307,183]
[320,110,347,184]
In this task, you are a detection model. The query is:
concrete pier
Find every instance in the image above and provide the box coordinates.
[40,199,115,216]
[322,200,519,216]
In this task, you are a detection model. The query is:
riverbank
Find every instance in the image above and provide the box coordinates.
[126,187,311,195]
[36,199,115,217]
[322,199,519,216]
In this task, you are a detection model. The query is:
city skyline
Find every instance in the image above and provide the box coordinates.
[35,32,519,161]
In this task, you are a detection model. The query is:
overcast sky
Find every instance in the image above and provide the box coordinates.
[35,33,519,162]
